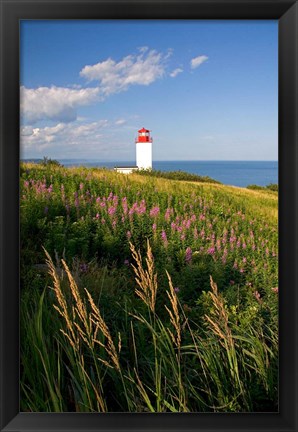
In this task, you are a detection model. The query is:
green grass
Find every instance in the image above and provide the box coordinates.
[20,163,278,412]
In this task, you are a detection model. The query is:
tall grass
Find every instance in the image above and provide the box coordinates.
[21,241,278,412]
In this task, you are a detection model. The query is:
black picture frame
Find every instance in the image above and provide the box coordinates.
[0,0,297,431]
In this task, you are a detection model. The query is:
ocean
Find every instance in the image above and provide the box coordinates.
[56,160,278,188]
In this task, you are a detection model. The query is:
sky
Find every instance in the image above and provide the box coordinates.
[20,20,278,161]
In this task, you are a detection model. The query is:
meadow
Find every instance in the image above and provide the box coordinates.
[20,162,278,412]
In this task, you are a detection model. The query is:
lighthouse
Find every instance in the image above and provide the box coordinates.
[136,127,152,170]
[114,127,153,174]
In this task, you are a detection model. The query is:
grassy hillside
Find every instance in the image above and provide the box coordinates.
[20,163,278,413]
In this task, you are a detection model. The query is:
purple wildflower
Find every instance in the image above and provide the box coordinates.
[150,206,160,217]
[108,206,116,216]
[185,247,192,264]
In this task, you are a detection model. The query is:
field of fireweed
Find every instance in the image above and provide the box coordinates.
[20,162,278,412]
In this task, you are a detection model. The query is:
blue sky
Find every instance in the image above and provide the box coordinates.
[20,20,278,161]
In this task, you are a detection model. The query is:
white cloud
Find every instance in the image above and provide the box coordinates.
[115,119,126,125]
[138,46,149,53]
[20,119,108,149]
[20,85,100,124]
[190,55,208,69]
[20,48,170,125]
[80,49,168,96]
[170,68,183,78]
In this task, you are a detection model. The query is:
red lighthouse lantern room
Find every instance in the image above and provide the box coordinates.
[136,127,153,143]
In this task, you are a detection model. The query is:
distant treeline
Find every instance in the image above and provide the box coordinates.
[247,183,278,192]
[136,169,221,184]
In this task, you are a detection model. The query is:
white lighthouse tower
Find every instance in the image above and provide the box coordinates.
[136,127,152,170]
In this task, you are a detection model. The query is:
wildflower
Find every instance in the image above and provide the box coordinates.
[150,206,160,217]
[185,247,192,264]
[79,183,84,190]
[165,208,172,221]
[137,203,146,215]
[44,206,48,215]
[207,247,215,255]
[124,259,129,266]
[230,280,235,285]
[161,230,167,242]
[152,223,157,231]
[122,198,128,214]
[272,287,278,294]
[101,218,105,224]
[127,231,131,239]
[108,206,116,216]
[80,263,88,273]
[253,290,262,303]
[174,287,180,293]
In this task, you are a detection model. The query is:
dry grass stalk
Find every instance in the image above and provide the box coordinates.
[85,289,121,372]
[204,276,233,348]
[44,248,79,350]
[164,270,181,351]
[45,248,120,372]
[129,240,158,313]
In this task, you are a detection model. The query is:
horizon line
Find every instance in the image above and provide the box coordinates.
[21,158,278,163]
